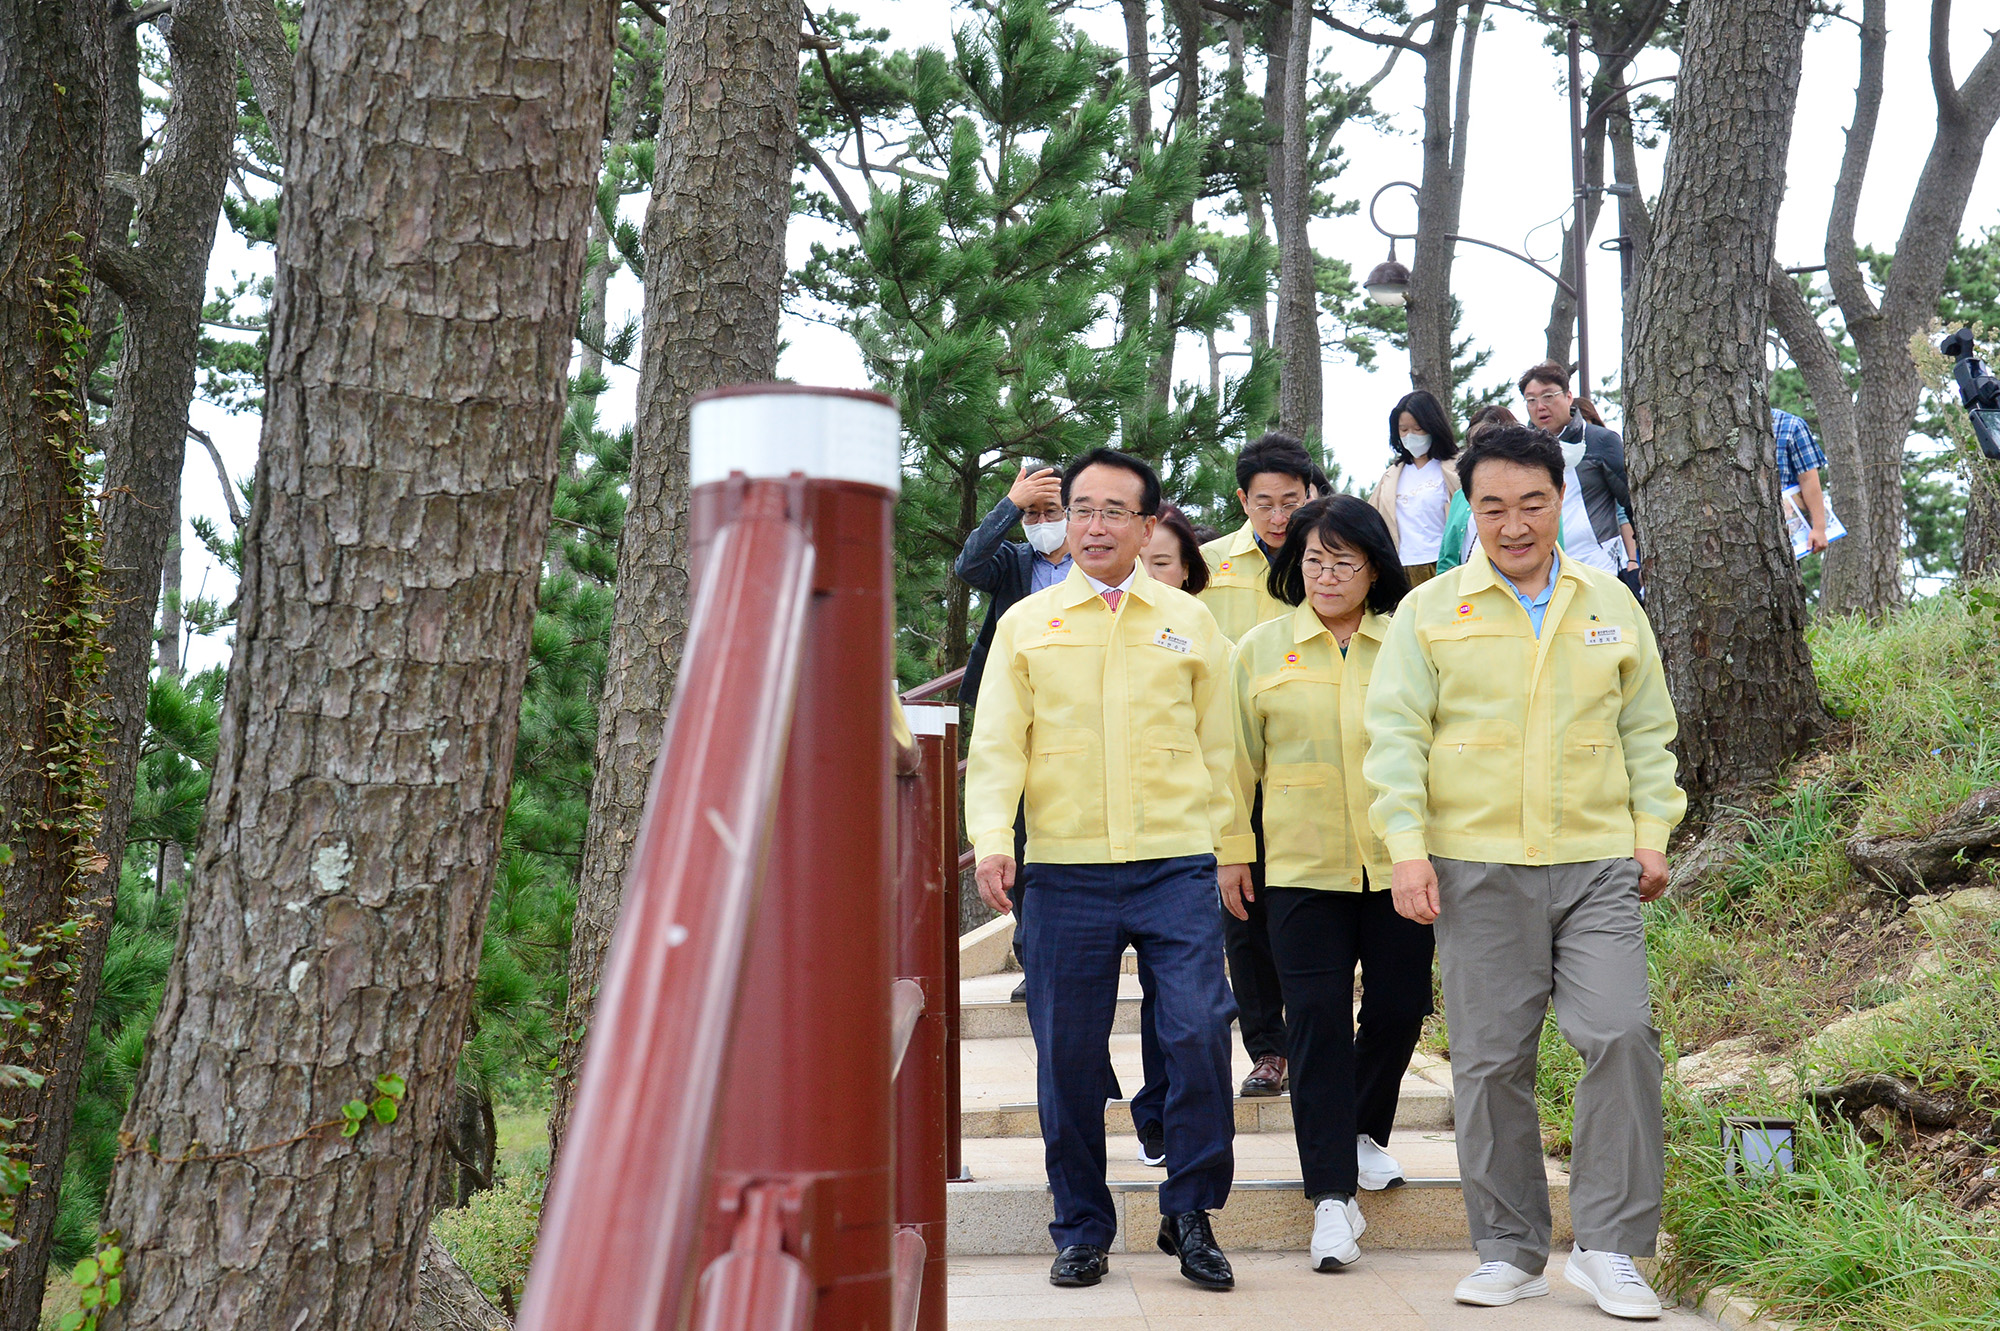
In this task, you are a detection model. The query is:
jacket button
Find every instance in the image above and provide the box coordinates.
[1525,847,1540,859]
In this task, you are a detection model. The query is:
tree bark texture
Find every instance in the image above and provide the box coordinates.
[0,0,108,1307]
[221,0,296,142]
[549,0,803,1161]
[1623,0,1823,806]
[1274,0,1321,438]
[1767,264,1865,551]
[1805,1,2000,614]
[410,1237,511,1331]
[97,2,614,1326]
[1407,0,1465,399]
[0,3,241,1317]
[1147,0,1202,410]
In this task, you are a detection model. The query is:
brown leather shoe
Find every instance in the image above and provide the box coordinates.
[1239,1054,1286,1097]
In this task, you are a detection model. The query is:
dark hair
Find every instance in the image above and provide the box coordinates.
[1235,432,1318,493]
[1062,446,1161,516]
[1265,496,1410,616]
[1457,424,1566,496]
[1472,401,1512,443]
[1387,390,1459,464]
[1517,360,1570,396]
[1189,523,1222,546]
[1574,396,1605,427]
[1307,463,1333,496]
[1150,503,1210,595]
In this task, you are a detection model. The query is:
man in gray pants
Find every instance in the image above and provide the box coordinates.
[1362,426,1686,1320]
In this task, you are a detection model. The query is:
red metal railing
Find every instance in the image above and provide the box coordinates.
[519,386,964,1331]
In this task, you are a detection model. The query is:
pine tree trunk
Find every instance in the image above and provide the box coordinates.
[96,2,613,1325]
[550,0,803,1161]
[1624,0,1823,807]
[0,0,108,1308]
[1407,0,1464,399]
[1273,0,1319,437]
[1814,0,2000,616]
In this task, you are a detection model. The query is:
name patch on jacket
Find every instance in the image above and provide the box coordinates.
[1585,626,1622,646]
[1153,629,1192,654]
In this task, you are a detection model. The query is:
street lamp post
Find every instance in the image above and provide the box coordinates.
[1366,28,1671,397]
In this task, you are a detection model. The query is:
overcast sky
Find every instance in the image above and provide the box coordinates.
[179,2,2000,673]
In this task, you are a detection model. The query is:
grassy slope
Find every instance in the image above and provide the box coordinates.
[1547,588,2000,1328]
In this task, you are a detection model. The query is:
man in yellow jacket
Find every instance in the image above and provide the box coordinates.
[1197,431,1321,1098]
[1364,425,1686,1321]
[968,448,1240,1293]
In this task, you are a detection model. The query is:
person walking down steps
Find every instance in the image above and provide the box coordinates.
[967,448,1242,1293]
[1221,495,1435,1276]
[1365,425,1687,1321]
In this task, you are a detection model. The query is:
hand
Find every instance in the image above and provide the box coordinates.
[976,854,1017,915]
[1007,461,1062,513]
[1218,863,1254,920]
[1391,858,1440,924]
[1635,847,1669,902]
[1808,524,1830,554]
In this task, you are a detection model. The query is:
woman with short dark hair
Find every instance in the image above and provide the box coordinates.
[1216,495,1435,1275]
[1368,390,1460,588]
[1142,502,1212,595]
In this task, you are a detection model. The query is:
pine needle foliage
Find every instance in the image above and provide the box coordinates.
[798,0,1275,683]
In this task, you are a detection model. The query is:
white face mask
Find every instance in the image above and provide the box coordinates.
[1023,519,1067,555]
[1402,433,1432,458]
[1560,439,1588,471]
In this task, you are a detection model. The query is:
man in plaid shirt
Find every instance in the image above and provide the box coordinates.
[1772,408,1829,553]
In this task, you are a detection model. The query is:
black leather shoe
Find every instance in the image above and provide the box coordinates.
[1157,1211,1234,1289]
[1010,976,1028,1003]
[1049,1244,1110,1286]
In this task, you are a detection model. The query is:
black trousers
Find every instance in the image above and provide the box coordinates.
[1263,881,1435,1198]
[1223,787,1286,1063]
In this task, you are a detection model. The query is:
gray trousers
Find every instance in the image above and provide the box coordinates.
[1433,857,1663,1274]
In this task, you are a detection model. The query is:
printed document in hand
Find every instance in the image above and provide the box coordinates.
[1782,485,1846,561]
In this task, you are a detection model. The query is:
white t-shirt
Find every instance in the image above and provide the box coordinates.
[1394,461,1450,564]
[1560,467,1622,573]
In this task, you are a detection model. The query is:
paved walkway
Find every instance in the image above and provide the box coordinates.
[946,1251,1711,1329]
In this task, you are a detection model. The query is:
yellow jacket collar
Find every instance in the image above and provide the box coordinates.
[1223,522,1264,558]
[1289,601,1387,645]
[1458,544,1581,599]
[1057,560,1162,609]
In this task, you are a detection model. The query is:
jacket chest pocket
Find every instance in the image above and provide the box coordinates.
[1550,630,1626,706]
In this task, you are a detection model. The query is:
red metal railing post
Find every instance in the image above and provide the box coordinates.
[895,704,955,1331]
[695,386,904,1330]
[940,711,967,1183]
[517,385,901,1331]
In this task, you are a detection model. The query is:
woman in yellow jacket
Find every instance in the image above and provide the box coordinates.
[1219,495,1433,1274]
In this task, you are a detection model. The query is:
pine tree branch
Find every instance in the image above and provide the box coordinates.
[186,424,246,528]
[1314,3,1436,54]
[799,135,865,232]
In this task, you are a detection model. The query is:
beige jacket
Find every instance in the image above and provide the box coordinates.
[1368,458,1460,550]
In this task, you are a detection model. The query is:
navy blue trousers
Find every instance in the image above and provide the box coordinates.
[1022,855,1237,1249]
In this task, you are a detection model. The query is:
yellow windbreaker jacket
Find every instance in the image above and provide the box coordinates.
[1198,523,1290,641]
[1223,604,1393,890]
[1363,549,1686,866]
[965,564,1235,865]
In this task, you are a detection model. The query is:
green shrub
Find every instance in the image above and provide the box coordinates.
[430,1175,543,1310]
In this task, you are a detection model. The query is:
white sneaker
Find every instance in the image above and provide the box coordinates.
[1309,1196,1365,1271]
[1453,1260,1550,1306]
[1356,1134,1405,1191]
[1564,1249,1663,1319]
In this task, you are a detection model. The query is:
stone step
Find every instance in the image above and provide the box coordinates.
[959,1026,1456,1138]
[948,1132,1573,1256]
[960,971,1146,1039]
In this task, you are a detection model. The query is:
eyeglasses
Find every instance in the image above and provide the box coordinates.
[1250,500,1305,518]
[1522,388,1570,407]
[1064,505,1140,527]
[1302,556,1367,582]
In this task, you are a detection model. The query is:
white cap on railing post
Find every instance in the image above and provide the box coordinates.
[690,384,902,494]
